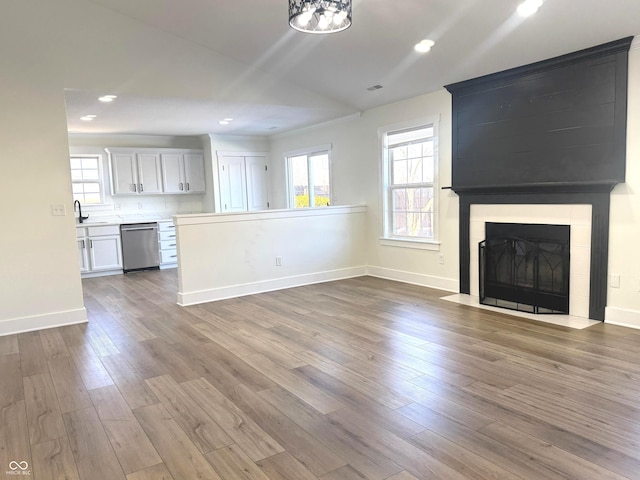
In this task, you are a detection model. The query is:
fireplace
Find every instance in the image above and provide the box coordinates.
[479,223,570,314]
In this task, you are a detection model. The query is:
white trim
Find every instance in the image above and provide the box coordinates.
[378,238,440,251]
[0,308,88,337]
[283,143,332,159]
[216,150,268,158]
[178,266,367,306]
[367,266,458,292]
[630,36,640,51]
[605,306,640,330]
[174,205,366,226]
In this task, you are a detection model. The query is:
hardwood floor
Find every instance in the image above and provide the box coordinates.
[2,270,640,479]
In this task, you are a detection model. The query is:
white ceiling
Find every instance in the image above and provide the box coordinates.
[66,0,640,136]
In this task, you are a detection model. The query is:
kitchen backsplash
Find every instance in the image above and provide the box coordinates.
[81,195,205,223]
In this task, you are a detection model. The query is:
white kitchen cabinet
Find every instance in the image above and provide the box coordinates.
[161,151,205,194]
[77,225,123,277]
[218,153,269,212]
[76,229,89,274]
[109,150,163,195]
[158,221,178,268]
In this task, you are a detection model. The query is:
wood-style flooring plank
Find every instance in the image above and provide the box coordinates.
[243,353,345,415]
[63,407,126,480]
[181,377,284,461]
[0,334,19,355]
[146,374,233,454]
[39,328,70,360]
[90,385,162,475]
[0,400,31,478]
[18,331,48,377]
[31,437,81,480]
[126,463,174,480]
[225,383,347,477]
[205,444,271,480]
[48,356,92,414]
[134,403,223,480]
[256,452,320,480]
[23,373,66,445]
[99,353,159,410]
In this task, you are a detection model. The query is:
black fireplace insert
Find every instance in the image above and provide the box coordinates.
[479,223,570,314]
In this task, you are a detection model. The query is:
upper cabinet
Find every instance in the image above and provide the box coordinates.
[107,148,205,196]
[161,152,205,194]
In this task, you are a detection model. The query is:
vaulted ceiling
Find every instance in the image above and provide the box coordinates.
[65,0,640,136]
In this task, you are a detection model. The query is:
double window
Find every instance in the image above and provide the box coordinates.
[70,155,104,205]
[286,145,331,208]
[381,121,438,243]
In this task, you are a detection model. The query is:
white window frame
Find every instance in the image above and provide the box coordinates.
[70,154,107,206]
[379,117,440,250]
[284,144,332,209]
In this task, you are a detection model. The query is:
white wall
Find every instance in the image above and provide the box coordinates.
[607,42,640,327]
[175,206,367,305]
[269,90,459,292]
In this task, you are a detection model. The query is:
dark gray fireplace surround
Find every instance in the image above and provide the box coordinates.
[445,37,633,321]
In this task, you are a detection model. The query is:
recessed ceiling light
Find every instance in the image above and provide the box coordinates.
[517,0,543,17]
[219,120,230,125]
[414,39,435,53]
[80,115,97,121]
[224,118,233,122]
[98,95,117,102]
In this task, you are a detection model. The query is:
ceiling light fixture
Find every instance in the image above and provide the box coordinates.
[219,120,230,125]
[98,95,117,102]
[289,0,352,34]
[414,39,435,53]
[517,0,543,17]
[80,115,96,121]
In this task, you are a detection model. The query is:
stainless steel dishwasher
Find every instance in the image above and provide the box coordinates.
[120,222,160,273]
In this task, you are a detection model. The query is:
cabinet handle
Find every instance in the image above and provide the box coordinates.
[139,184,144,192]
[169,243,176,247]
[132,184,137,192]
[170,255,177,258]
[179,182,184,191]
[89,240,93,248]
[81,240,85,249]
[186,182,190,191]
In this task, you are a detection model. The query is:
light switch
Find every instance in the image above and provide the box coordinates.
[51,204,66,216]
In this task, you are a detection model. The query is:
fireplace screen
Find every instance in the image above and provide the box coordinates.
[479,223,570,314]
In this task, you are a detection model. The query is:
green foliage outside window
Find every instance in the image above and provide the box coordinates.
[295,194,330,208]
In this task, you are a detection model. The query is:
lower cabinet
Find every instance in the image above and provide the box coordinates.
[77,225,123,276]
[158,220,178,269]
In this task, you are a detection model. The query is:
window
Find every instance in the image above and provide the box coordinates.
[382,122,438,242]
[286,145,331,208]
[70,155,104,205]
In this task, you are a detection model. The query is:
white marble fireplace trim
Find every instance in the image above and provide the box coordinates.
[468,204,592,319]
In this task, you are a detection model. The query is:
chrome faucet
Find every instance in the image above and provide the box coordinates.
[74,200,89,223]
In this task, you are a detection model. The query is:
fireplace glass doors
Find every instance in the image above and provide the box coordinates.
[479,223,570,314]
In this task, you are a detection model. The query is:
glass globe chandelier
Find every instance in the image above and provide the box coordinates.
[289,0,352,34]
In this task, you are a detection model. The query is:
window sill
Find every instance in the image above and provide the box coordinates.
[379,237,441,251]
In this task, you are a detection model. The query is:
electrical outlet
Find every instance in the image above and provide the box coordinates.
[275,256,282,266]
[438,254,445,265]
[610,274,621,288]
[51,204,66,216]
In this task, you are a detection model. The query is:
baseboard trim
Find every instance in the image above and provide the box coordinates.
[177,266,368,306]
[367,266,458,293]
[0,308,88,337]
[605,306,640,330]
